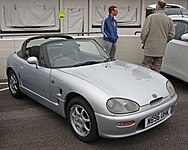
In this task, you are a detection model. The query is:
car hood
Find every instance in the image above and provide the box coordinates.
[59,60,169,105]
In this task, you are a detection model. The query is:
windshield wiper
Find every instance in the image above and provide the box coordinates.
[104,56,115,62]
[73,61,103,67]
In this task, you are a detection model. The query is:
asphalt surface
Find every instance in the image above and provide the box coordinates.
[0,74,188,150]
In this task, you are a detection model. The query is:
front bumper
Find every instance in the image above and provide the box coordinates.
[95,94,177,138]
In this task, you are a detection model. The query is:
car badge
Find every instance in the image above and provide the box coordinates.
[152,94,157,98]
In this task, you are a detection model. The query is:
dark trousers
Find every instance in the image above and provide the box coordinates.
[142,56,163,73]
[103,40,116,58]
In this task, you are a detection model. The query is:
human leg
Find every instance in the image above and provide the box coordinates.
[103,40,112,56]
[153,57,163,73]
[110,43,116,58]
[142,56,153,70]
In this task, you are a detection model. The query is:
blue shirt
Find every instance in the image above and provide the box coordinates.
[101,15,118,43]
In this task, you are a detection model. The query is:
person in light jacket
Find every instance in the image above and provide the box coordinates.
[101,5,119,58]
[140,0,175,73]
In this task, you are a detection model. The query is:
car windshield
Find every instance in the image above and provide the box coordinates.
[46,39,110,68]
[165,8,188,16]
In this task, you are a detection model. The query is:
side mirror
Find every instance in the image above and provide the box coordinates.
[181,33,188,42]
[27,56,39,68]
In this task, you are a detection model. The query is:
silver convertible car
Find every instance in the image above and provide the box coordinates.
[6,34,177,142]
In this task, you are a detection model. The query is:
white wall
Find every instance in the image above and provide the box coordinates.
[0,35,143,79]
[1,0,187,35]
[0,38,25,79]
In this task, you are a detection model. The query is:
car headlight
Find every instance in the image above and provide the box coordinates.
[106,98,140,114]
[166,81,175,97]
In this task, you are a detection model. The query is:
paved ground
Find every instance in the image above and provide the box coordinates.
[0,74,188,150]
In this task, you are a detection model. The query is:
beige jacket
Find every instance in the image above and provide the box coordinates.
[140,10,175,57]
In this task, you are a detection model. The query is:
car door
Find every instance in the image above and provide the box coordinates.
[19,48,51,100]
[162,20,188,82]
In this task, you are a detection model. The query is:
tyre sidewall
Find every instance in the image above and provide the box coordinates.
[67,96,99,142]
[8,70,22,98]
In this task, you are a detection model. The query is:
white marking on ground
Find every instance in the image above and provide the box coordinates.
[0,82,8,85]
[0,87,9,92]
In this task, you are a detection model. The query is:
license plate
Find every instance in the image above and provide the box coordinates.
[145,108,171,128]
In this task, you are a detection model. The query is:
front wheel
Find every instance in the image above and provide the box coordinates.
[67,96,99,142]
[8,70,22,98]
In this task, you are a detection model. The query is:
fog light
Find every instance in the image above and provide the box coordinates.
[116,121,135,128]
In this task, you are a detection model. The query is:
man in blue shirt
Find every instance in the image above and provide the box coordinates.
[101,6,119,58]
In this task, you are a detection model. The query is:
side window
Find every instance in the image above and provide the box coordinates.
[29,46,46,67]
[174,21,188,40]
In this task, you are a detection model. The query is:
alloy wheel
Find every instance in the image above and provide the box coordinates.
[70,104,91,137]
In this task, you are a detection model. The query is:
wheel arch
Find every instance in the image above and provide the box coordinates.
[65,92,99,142]
[6,67,14,76]
[64,92,94,117]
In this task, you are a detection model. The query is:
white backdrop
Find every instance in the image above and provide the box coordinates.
[92,0,141,26]
[0,0,59,31]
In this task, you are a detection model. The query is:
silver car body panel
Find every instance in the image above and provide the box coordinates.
[161,16,188,82]
[96,94,177,138]
[162,39,188,82]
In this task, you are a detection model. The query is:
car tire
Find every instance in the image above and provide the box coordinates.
[8,70,22,98]
[67,96,99,142]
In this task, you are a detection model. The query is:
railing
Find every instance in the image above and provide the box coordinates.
[134,31,141,35]
[0,32,102,38]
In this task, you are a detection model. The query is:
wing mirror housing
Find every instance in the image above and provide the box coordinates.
[27,57,39,68]
[181,33,188,42]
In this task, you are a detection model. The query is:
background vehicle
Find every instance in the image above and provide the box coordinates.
[148,3,188,17]
[162,16,188,82]
[6,34,177,142]
[149,3,185,9]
